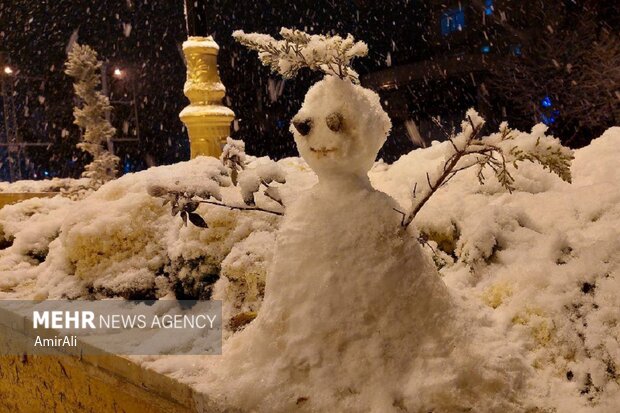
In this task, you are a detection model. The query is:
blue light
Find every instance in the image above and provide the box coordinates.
[541,96,553,108]
[511,44,522,56]
[43,171,49,177]
[485,0,493,14]
[541,114,556,126]
[441,8,466,36]
[481,44,491,54]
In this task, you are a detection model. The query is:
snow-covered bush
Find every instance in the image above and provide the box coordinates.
[0,177,89,194]
[0,196,73,293]
[65,44,119,188]
[373,127,620,412]
[147,138,285,229]
[0,157,280,302]
[217,230,276,328]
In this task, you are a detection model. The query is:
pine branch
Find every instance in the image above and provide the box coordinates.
[233,28,368,83]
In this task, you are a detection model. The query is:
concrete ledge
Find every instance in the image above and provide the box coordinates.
[0,319,210,412]
[0,192,60,209]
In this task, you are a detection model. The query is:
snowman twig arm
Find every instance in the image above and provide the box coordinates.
[197,199,284,216]
[147,187,284,228]
[401,110,573,228]
[402,116,483,228]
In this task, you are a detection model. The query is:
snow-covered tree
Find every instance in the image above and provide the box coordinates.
[65,44,119,187]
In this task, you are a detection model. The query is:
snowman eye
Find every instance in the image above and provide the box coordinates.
[325,112,344,132]
[293,118,313,136]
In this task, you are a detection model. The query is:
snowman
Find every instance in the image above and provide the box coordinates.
[207,31,528,413]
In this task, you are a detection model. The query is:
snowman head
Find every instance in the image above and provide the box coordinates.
[290,76,391,179]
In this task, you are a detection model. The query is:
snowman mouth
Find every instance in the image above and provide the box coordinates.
[309,146,338,157]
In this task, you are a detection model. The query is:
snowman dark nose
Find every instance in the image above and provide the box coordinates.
[293,118,312,136]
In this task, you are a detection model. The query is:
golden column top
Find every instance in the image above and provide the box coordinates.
[179,36,235,159]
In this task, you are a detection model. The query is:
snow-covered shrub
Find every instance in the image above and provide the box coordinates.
[375,127,620,411]
[0,177,89,194]
[218,230,276,320]
[65,44,119,188]
[1,156,283,301]
[0,196,73,292]
[148,138,285,228]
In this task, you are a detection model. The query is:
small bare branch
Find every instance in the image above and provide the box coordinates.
[198,199,284,216]
[398,110,573,229]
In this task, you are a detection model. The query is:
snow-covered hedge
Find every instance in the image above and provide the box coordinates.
[0,158,279,301]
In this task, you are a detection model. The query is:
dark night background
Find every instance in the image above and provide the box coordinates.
[0,0,618,181]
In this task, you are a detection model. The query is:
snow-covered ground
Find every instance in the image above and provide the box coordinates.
[0,127,618,412]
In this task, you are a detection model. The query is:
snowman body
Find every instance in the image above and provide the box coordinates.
[263,76,456,355]
[210,77,526,412]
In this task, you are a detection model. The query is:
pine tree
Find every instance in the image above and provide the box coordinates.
[65,44,119,187]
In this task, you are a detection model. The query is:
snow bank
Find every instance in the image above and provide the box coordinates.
[372,126,620,412]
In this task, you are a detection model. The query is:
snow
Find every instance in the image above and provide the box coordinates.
[0,177,88,193]
[0,157,279,300]
[0,118,618,410]
[237,170,261,205]
[183,36,221,51]
[177,102,232,117]
[254,161,285,184]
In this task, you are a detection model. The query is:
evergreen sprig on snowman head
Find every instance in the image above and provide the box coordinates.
[233,28,368,83]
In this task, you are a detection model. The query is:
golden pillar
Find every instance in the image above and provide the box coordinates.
[179,36,235,158]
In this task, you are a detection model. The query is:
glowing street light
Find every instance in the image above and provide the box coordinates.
[113,67,123,78]
[3,66,13,75]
